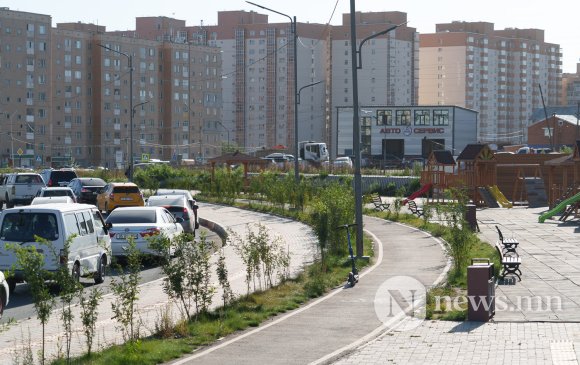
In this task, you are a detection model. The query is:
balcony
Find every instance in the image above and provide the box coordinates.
[182,126,188,132]
[64,122,72,129]
[114,124,121,130]
[26,115,34,122]
[26,132,34,140]
[114,138,121,145]
[64,137,72,144]
[26,65,34,72]
[26,98,33,106]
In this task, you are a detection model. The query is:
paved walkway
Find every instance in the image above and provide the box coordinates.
[168,217,448,365]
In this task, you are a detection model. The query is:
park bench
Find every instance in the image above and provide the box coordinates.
[495,225,519,254]
[407,200,424,218]
[495,242,522,281]
[371,193,389,211]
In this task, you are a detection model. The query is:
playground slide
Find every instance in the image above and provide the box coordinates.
[488,185,513,208]
[403,183,432,205]
[538,192,580,223]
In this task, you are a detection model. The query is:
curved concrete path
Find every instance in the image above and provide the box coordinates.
[169,216,448,365]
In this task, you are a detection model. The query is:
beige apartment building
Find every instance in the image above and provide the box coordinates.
[0,8,221,168]
[419,21,561,147]
[561,63,580,107]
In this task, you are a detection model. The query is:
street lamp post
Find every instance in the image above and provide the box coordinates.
[246,1,299,182]
[99,44,133,180]
[131,100,149,164]
[350,1,406,257]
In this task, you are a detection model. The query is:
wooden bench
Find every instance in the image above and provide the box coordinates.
[495,242,522,281]
[371,193,389,211]
[495,225,519,254]
[407,200,424,218]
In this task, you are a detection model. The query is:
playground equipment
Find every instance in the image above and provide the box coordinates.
[402,183,432,205]
[488,185,513,208]
[538,192,580,223]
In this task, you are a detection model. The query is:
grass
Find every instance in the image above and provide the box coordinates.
[51,254,371,365]
[51,202,374,365]
[365,205,501,321]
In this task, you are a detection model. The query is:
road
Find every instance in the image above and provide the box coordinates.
[0,227,220,323]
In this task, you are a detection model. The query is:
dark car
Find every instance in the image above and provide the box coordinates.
[381,154,405,169]
[68,177,107,205]
[40,169,78,187]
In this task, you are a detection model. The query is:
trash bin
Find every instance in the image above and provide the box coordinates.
[465,204,479,232]
[467,258,495,321]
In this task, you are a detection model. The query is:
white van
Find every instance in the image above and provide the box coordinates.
[0,203,111,292]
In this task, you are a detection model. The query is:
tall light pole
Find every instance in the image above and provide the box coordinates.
[350,1,406,257]
[297,80,324,170]
[246,1,298,182]
[99,44,133,180]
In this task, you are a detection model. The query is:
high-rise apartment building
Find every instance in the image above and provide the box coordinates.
[1,7,419,166]
[0,9,221,168]
[198,11,329,153]
[0,8,52,167]
[562,63,580,107]
[329,12,418,157]
[419,22,561,146]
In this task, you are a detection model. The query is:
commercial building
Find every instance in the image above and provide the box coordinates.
[419,21,561,147]
[335,105,478,160]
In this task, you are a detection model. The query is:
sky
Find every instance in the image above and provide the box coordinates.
[3,0,579,73]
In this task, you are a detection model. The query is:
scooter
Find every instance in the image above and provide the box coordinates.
[336,223,358,287]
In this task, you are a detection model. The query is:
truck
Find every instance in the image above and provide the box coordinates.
[298,141,329,165]
[0,173,46,209]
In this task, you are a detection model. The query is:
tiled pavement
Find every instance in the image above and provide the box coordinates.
[334,201,580,365]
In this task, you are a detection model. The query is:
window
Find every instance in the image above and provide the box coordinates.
[414,110,430,126]
[376,110,392,125]
[76,212,88,235]
[433,110,449,126]
[395,110,411,126]
[64,214,80,235]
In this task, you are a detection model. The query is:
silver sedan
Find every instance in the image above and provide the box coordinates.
[105,206,184,257]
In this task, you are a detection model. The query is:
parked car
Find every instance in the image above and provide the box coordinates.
[40,168,78,187]
[105,206,184,257]
[96,182,144,214]
[68,177,107,205]
[382,154,405,169]
[262,153,295,168]
[154,189,199,230]
[31,196,75,205]
[0,204,111,290]
[0,271,9,319]
[332,156,353,169]
[0,173,46,208]
[36,186,77,202]
[146,195,197,235]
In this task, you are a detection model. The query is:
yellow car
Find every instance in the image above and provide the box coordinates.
[96,182,144,214]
